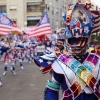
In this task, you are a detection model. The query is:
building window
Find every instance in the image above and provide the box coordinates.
[52,19,54,27]
[27,5,42,12]
[51,6,54,14]
[0,5,6,13]
[47,7,50,11]
[27,20,39,26]
[55,8,58,14]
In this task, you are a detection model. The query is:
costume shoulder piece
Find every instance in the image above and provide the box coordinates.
[52,54,72,75]
[84,52,100,68]
[34,50,56,74]
[52,53,100,75]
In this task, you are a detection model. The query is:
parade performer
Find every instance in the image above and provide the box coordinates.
[52,31,68,57]
[34,3,100,100]
[17,48,24,70]
[56,38,66,56]
[15,42,24,70]
[3,45,17,75]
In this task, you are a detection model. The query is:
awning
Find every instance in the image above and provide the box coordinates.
[10,6,17,10]
[27,2,41,6]
[27,16,41,20]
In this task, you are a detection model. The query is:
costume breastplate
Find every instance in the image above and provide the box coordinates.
[52,53,100,99]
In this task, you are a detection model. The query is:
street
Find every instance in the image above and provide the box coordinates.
[0,61,49,100]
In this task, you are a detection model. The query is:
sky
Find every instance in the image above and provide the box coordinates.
[91,0,100,7]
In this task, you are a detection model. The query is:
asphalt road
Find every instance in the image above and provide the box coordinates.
[0,61,50,100]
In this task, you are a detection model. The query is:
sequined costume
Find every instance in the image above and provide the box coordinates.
[34,3,100,100]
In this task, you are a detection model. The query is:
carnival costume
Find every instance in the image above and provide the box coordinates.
[2,43,17,75]
[34,3,100,100]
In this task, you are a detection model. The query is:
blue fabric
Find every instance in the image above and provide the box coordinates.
[44,88,59,100]
[53,72,68,90]
[75,92,98,100]
[0,51,4,56]
[4,66,7,71]
[12,65,15,71]
[0,47,9,57]
[73,52,89,63]
[17,45,24,49]
[0,47,9,56]
[0,47,9,52]
[20,62,23,66]
[35,57,52,68]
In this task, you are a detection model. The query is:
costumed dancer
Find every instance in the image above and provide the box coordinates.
[55,38,65,57]
[54,32,68,57]
[15,41,25,70]
[34,3,100,100]
[31,41,37,59]
[2,41,10,75]
[30,47,35,62]
[9,48,17,75]
[3,43,17,75]
[17,48,24,70]
[25,46,32,64]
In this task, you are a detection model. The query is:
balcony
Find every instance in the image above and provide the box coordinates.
[27,9,43,16]
[26,0,42,3]
[27,2,42,6]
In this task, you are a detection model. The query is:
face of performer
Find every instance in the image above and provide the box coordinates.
[68,37,88,56]
[57,40,64,50]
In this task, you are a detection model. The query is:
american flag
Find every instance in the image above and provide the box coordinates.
[91,11,100,33]
[0,13,22,36]
[26,12,52,37]
[11,22,23,35]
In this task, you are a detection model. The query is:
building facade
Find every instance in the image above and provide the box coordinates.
[45,0,76,32]
[0,0,77,32]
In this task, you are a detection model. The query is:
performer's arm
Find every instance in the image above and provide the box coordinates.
[44,71,66,100]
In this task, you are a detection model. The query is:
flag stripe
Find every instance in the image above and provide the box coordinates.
[0,25,12,35]
[0,24,22,35]
[28,31,52,37]
[91,11,100,33]
[0,32,9,36]
[92,26,100,33]
[26,24,51,34]
[28,26,51,35]
[31,24,50,31]
[93,22,100,27]
[28,28,52,37]
[0,28,11,32]
[30,26,51,34]
[94,17,100,22]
